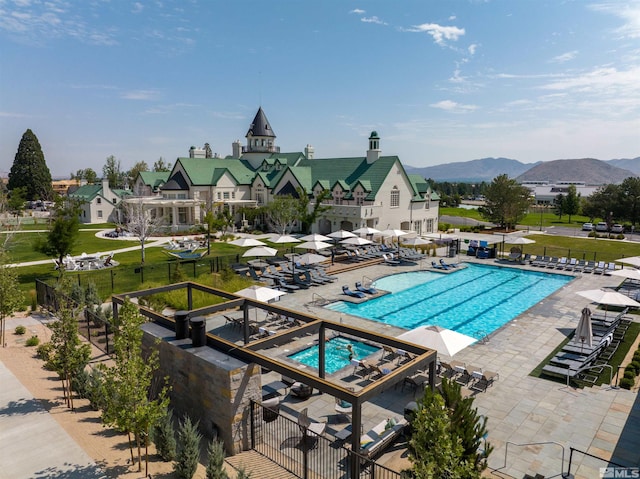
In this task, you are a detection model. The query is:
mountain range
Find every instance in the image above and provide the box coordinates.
[405,157,640,184]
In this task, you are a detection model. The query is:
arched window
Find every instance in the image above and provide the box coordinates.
[390,187,400,208]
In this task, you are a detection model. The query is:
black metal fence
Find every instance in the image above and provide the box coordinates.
[36,279,114,355]
[250,401,404,479]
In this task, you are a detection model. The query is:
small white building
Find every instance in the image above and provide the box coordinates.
[68,179,131,223]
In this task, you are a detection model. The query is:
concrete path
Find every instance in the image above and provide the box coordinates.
[0,358,106,479]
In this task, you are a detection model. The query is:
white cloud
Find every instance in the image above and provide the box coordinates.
[361,16,386,25]
[468,43,477,55]
[122,90,160,101]
[551,50,578,63]
[540,66,640,92]
[449,15,457,21]
[430,100,477,112]
[132,2,144,14]
[350,9,365,15]
[590,2,640,38]
[406,23,465,45]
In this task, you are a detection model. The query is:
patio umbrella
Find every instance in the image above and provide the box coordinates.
[615,256,640,267]
[576,288,640,318]
[352,226,381,236]
[504,237,536,245]
[269,234,301,244]
[610,268,640,281]
[380,228,408,254]
[401,237,431,247]
[295,240,332,251]
[397,325,476,358]
[299,233,332,242]
[295,252,327,265]
[327,230,356,240]
[340,237,373,246]
[235,285,287,303]
[229,238,266,247]
[242,246,278,258]
[573,307,593,352]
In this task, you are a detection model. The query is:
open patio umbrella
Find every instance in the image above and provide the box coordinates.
[397,325,476,358]
[610,268,640,281]
[401,237,431,247]
[299,233,332,242]
[340,237,373,246]
[615,256,640,268]
[504,237,536,245]
[576,288,640,318]
[242,246,278,258]
[573,307,593,352]
[235,285,287,303]
[229,238,266,247]
[295,252,327,265]
[269,234,301,244]
[295,240,332,251]
[380,228,408,254]
[353,226,381,236]
[327,230,356,240]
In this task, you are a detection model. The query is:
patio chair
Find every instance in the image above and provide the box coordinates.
[261,396,280,422]
[382,253,401,265]
[440,258,459,268]
[355,281,377,295]
[290,382,313,399]
[593,261,606,274]
[297,408,326,441]
[334,397,353,416]
[470,369,499,392]
[342,285,366,299]
[276,278,300,292]
[431,261,446,270]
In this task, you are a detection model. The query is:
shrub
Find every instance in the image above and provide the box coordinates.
[206,438,228,479]
[235,466,251,479]
[174,416,202,479]
[619,377,634,390]
[631,361,640,375]
[29,289,37,312]
[633,352,640,363]
[14,325,26,335]
[25,335,40,347]
[36,342,54,361]
[154,408,177,462]
[624,370,636,380]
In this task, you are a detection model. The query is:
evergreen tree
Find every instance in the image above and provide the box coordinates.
[153,408,177,462]
[7,187,26,219]
[206,438,228,479]
[174,416,202,479]
[553,193,565,220]
[235,466,251,479]
[8,129,53,200]
[37,200,81,270]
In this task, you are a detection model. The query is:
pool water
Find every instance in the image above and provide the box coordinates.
[288,336,380,374]
[327,264,572,338]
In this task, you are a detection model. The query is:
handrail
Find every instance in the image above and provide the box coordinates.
[312,293,329,306]
[474,330,489,344]
[361,275,374,286]
[493,441,567,478]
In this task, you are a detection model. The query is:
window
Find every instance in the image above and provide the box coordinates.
[177,194,186,199]
[97,210,103,218]
[96,198,101,204]
[113,198,117,204]
[217,192,221,200]
[390,188,400,208]
[178,208,187,224]
[223,192,230,200]
[426,219,434,233]
[355,190,364,206]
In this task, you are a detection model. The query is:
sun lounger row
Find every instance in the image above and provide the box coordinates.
[439,361,499,392]
[530,257,617,274]
[431,259,459,270]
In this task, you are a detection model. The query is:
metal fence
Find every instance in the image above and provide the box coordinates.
[35,279,114,355]
[250,401,404,479]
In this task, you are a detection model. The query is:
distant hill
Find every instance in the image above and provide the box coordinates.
[516,158,636,185]
[607,157,640,175]
[404,157,536,182]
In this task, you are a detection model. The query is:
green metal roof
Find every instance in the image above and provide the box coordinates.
[139,171,170,188]
[175,158,256,186]
[69,184,102,201]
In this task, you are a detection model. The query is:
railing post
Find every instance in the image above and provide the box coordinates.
[250,401,255,449]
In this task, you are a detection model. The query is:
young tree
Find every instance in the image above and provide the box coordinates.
[127,161,149,190]
[7,186,26,220]
[37,200,81,270]
[0,252,24,347]
[153,408,177,462]
[153,157,172,172]
[46,300,91,410]
[264,195,299,234]
[103,155,126,189]
[101,300,170,474]
[8,129,54,201]
[295,187,332,234]
[71,168,98,184]
[123,198,165,264]
[206,438,228,479]
[479,174,531,231]
[619,177,640,226]
[563,185,581,224]
[553,193,565,220]
[174,416,202,479]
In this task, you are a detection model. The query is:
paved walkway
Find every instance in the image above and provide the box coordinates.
[272,255,640,478]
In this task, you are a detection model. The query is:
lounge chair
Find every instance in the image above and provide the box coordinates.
[440,258,458,268]
[276,278,300,291]
[334,397,353,416]
[546,257,559,268]
[431,261,446,270]
[573,259,586,272]
[383,253,401,265]
[531,255,550,267]
[298,408,326,442]
[555,257,568,269]
[470,369,499,392]
[582,260,597,273]
[343,285,366,299]
[359,417,407,459]
[564,258,578,271]
[370,363,393,379]
[593,261,606,274]
[604,262,617,275]
[355,281,377,295]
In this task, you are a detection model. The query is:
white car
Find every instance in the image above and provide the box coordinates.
[582,223,593,231]
[611,224,624,233]
[595,222,608,232]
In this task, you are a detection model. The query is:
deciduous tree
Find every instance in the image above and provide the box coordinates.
[295,187,332,234]
[0,252,23,348]
[123,198,165,264]
[103,155,127,189]
[563,185,581,224]
[264,195,299,234]
[127,161,149,190]
[153,157,172,172]
[479,174,531,231]
[37,200,81,270]
[8,129,53,201]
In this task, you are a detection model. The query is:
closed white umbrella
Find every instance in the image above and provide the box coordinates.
[299,233,332,242]
[327,230,357,240]
[353,226,381,236]
[574,307,593,352]
[397,325,476,358]
[229,238,266,247]
[340,237,373,246]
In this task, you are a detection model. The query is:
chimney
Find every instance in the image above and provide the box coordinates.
[305,144,315,159]
[366,131,381,163]
[232,140,242,158]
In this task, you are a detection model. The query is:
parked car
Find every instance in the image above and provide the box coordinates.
[582,223,593,231]
[595,222,608,232]
[611,224,624,233]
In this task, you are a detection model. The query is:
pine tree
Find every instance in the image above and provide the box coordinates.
[154,408,177,462]
[8,129,53,201]
[206,438,228,479]
[174,416,202,479]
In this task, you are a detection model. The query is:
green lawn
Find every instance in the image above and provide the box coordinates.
[440,207,593,229]
[520,234,640,263]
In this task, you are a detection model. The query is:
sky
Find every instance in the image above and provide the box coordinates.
[1,0,639,178]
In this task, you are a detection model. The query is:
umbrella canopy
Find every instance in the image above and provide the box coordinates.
[234,285,286,303]
[269,234,301,244]
[401,237,432,247]
[615,256,640,267]
[576,289,640,307]
[397,325,476,357]
[327,230,357,240]
[242,246,278,258]
[295,252,327,265]
[380,229,408,238]
[504,237,536,245]
[353,226,381,236]
[299,233,332,242]
[229,238,266,247]
[573,307,593,350]
[295,240,332,251]
[340,237,373,246]
[610,268,640,281]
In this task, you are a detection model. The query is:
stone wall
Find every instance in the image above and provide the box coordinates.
[141,322,261,454]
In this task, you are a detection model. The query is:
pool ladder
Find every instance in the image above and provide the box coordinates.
[475,330,490,344]
[312,293,330,306]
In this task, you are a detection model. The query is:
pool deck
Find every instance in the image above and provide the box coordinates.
[259,255,640,478]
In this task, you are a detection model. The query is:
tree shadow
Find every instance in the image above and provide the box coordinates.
[0,397,60,416]
[32,462,108,479]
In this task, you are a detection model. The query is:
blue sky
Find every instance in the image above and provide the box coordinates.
[1,0,639,178]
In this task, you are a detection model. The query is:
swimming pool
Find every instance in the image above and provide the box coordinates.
[288,336,380,374]
[327,264,572,338]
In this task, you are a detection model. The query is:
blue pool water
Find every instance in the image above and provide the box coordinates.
[327,264,572,338]
[288,336,380,374]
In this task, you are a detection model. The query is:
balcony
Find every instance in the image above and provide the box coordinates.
[321,203,382,218]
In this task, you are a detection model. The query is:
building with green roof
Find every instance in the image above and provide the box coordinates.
[126,108,439,234]
[68,179,131,223]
